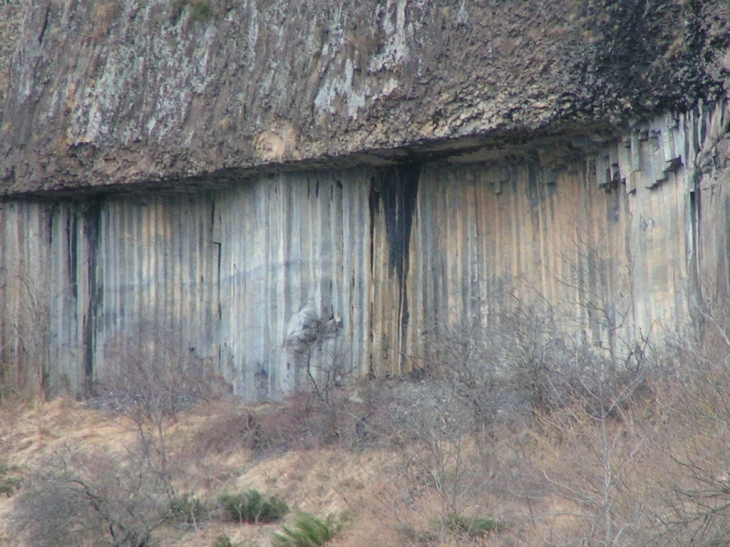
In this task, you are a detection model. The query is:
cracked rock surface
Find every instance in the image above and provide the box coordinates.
[0,0,728,195]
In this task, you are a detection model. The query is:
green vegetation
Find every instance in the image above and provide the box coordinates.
[0,463,21,497]
[396,515,499,544]
[271,512,346,547]
[212,534,233,547]
[219,489,289,524]
[395,523,438,544]
[169,493,208,524]
[169,0,214,23]
[441,513,500,538]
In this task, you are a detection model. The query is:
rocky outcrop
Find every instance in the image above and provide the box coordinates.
[3,102,728,398]
[0,0,728,195]
[2,1,730,399]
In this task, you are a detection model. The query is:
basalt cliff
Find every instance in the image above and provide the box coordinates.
[1,0,730,398]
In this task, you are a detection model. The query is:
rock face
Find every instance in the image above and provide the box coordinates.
[2,102,730,399]
[0,0,728,195]
[2,0,730,399]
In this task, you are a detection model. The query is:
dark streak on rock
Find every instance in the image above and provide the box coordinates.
[370,164,420,283]
[82,199,102,394]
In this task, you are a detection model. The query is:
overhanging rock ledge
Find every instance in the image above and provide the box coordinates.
[0,0,728,194]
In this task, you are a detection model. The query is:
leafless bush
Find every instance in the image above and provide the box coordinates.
[298,344,360,448]
[402,398,494,513]
[275,318,364,449]
[92,321,230,472]
[180,394,358,455]
[384,306,562,541]
[192,409,267,454]
[302,331,351,407]
[488,310,660,547]
[419,314,503,440]
[537,365,662,547]
[500,300,581,417]
[284,304,347,405]
[95,321,228,417]
[11,446,172,547]
[419,301,585,438]
[646,298,730,547]
[366,375,515,547]
[0,267,53,402]
[256,389,364,450]
[414,298,665,547]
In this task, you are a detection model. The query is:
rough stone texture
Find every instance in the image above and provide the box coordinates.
[2,103,725,399]
[0,1,25,109]
[2,0,730,399]
[0,0,728,195]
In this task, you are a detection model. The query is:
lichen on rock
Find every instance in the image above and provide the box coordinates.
[0,0,727,195]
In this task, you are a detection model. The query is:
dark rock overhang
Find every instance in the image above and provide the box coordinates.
[0,0,727,198]
[2,120,624,200]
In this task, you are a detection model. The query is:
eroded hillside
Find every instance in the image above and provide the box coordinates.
[2,323,730,547]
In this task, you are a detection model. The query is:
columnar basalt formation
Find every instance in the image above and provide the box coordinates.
[1,0,729,398]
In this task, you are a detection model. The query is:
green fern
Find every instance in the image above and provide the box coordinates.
[271,512,345,547]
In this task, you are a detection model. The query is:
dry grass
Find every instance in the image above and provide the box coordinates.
[0,394,503,546]
[0,356,728,547]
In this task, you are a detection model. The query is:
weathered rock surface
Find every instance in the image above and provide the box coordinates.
[2,101,727,398]
[1,0,728,195]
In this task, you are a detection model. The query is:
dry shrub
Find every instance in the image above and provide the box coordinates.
[408,301,667,547]
[0,267,53,402]
[191,410,266,455]
[418,302,591,441]
[364,375,511,545]
[91,321,231,481]
[16,299,730,547]
[256,390,363,451]
[187,383,372,457]
[646,302,730,547]
[535,393,661,547]
[94,321,230,420]
[11,445,172,547]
